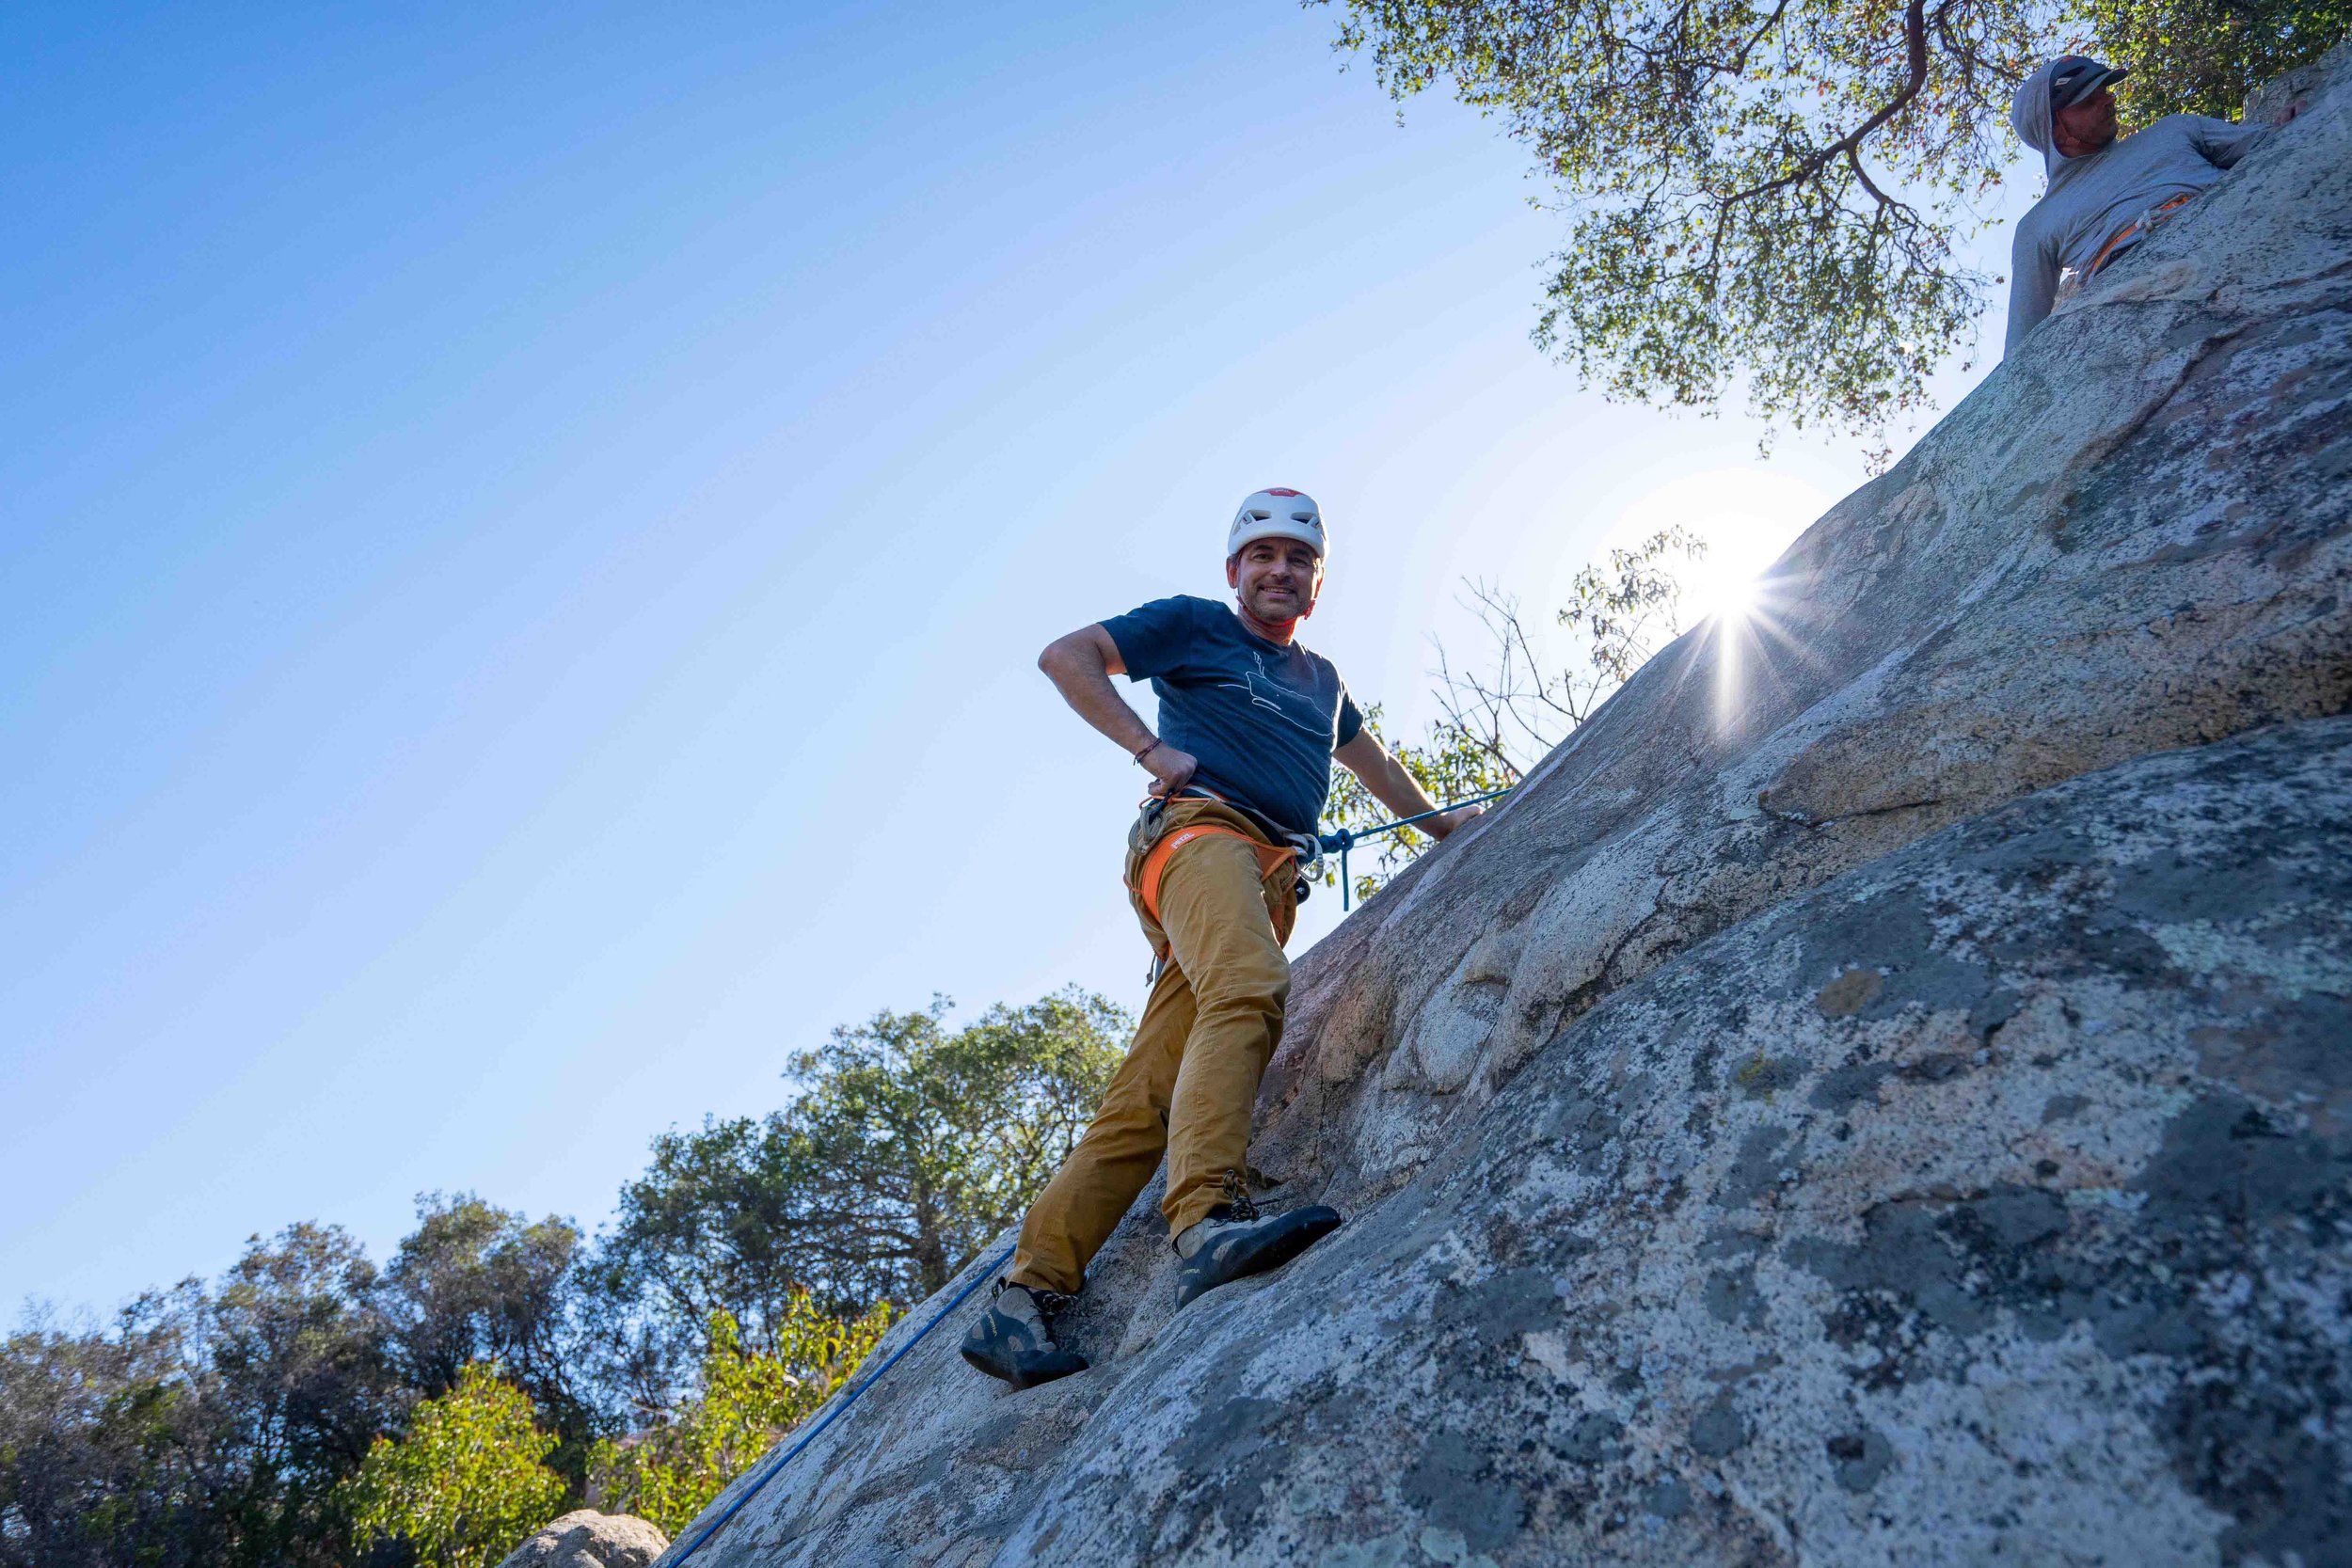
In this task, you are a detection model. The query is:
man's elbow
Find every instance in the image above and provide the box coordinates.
[1038,633,1089,679]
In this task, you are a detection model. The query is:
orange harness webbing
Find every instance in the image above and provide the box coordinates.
[1132,823,1296,928]
[2088,193,2198,277]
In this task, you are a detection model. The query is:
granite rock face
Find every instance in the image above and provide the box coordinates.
[500,1510,669,1568]
[658,55,2352,1568]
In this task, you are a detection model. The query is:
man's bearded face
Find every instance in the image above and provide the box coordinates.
[1227,540,1323,626]
[2056,87,2120,154]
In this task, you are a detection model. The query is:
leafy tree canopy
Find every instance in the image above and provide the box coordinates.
[342,1362,566,1568]
[6,986,1122,1560]
[0,1227,405,1568]
[782,990,1128,1301]
[590,989,1125,1396]
[590,1302,889,1536]
[1317,0,2343,450]
[0,1289,223,1568]
[380,1194,598,1483]
[2086,0,2347,118]
[204,1224,404,1559]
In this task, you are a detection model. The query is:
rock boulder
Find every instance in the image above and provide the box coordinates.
[499,1510,669,1568]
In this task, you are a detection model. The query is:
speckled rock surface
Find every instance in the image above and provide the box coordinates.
[657,57,2352,1568]
[500,1509,669,1568]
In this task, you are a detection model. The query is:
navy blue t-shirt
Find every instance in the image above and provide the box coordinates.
[1100,594,1363,836]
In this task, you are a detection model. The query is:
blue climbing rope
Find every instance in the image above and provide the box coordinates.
[660,1241,1016,1567]
[1320,785,1514,910]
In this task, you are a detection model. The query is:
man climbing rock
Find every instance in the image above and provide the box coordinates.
[961,488,1479,1389]
[2004,53,2294,357]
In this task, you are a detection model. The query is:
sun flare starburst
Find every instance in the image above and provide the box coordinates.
[1571,466,1828,734]
[1581,466,1823,633]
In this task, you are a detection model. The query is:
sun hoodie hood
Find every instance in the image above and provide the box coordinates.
[2010,57,2067,178]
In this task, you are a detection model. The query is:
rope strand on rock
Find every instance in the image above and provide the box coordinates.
[1321,785,1513,910]
[659,1241,1016,1567]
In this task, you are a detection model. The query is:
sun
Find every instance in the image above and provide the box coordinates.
[1678,539,1770,625]
[1582,467,1829,630]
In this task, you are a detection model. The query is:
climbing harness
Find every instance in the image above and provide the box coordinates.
[1319,785,1514,910]
[660,1240,1016,1567]
[2088,192,2198,276]
[1129,790,1319,934]
[1135,784,1515,922]
[1134,821,1300,926]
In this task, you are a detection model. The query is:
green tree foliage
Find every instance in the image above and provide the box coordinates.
[4,986,1119,1557]
[784,991,1127,1300]
[0,1217,572,1567]
[380,1194,598,1486]
[1324,529,1701,899]
[205,1224,404,1559]
[584,1111,826,1415]
[1314,1,2342,449]
[0,1227,406,1568]
[2083,0,2346,117]
[0,1289,226,1568]
[591,989,1126,1398]
[343,1362,566,1568]
[1319,0,2048,447]
[589,1301,890,1536]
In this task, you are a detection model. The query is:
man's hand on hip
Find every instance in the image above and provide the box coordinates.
[1141,742,1200,799]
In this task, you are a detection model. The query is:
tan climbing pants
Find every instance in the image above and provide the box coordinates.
[1008,796,1297,1295]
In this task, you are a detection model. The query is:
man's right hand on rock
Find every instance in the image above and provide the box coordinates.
[1428,802,1485,839]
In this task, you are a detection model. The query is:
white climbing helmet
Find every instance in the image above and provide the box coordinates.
[1227,487,1326,561]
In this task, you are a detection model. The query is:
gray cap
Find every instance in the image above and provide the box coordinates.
[2048,55,2129,112]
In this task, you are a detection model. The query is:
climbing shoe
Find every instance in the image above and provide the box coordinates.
[960,1281,1088,1389]
[1172,1172,1343,1310]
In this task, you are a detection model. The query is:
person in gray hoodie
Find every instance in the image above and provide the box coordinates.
[2005,54,2280,357]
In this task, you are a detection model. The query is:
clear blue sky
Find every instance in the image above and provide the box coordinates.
[3,1,2034,1315]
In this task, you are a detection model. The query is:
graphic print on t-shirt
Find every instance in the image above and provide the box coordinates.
[1218,648,1334,739]
[1095,594,1360,834]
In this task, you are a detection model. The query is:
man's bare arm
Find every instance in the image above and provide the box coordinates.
[1039,625,1199,797]
[1332,730,1481,839]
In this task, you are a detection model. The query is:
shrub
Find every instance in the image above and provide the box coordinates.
[591,1299,889,1536]
[342,1363,565,1568]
